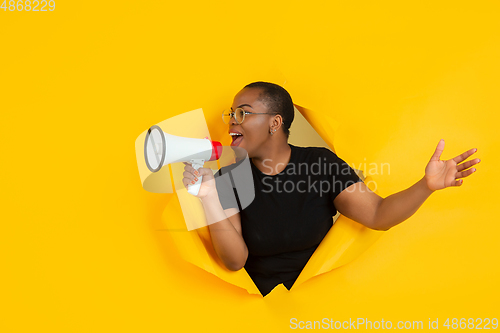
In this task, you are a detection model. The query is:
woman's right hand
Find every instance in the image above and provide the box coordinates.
[182,162,217,199]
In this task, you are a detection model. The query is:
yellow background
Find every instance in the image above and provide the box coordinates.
[1,0,498,331]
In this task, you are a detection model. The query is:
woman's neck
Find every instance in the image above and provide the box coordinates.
[251,141,292,176]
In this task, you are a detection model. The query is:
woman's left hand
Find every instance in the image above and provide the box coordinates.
[424,139,481,191]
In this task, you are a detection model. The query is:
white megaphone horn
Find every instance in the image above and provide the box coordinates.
[144,125,222,196]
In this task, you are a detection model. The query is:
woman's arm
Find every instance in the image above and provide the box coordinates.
[200,192,248,271]
[334,179,432,231]
[334,140,480,231]
[373,177,436,230]
[375,140,480,230]
[183,161,248,271]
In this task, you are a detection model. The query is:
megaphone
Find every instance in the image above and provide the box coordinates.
[144,125,222,196]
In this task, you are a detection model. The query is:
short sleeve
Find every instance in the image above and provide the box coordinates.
[214,167,240,211]
[320,148,363,202]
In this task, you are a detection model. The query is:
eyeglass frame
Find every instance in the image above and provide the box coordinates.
[222,107,284,125]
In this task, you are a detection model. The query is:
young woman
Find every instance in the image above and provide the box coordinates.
[182,81,480,296]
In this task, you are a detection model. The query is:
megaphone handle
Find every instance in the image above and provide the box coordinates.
[187,159,205,196]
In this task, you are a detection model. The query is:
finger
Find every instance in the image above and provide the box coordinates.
[455,167,477,179]
[453,148,478,164]
[194,167,208,176]
[184,164,199,175]
[451,179,464,186]
[457,158,481,172]
[183,171,196,181]
[184,182,193,190]
[430,139,445,162]
[183,178,197,189]
[184,164,196,174]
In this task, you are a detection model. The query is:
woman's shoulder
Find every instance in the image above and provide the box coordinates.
[290,144,339,160]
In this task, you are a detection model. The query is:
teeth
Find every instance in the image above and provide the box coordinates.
[229,133,242,136]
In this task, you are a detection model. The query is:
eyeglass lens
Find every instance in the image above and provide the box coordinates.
[222,108,245,124]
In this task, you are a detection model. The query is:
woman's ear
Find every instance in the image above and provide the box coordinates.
[271,114,283,130]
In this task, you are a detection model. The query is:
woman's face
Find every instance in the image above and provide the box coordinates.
[228,87,276,157]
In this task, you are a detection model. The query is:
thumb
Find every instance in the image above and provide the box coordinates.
[430,139,445,162]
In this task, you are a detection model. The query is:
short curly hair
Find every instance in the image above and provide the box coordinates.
[244,81,294,140]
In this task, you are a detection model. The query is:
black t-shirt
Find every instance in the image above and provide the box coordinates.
[214,143,363,296]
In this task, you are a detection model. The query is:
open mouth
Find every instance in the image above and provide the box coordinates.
[230,133,243,146]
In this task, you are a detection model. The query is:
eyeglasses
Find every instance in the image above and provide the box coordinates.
[222,107,280,124]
